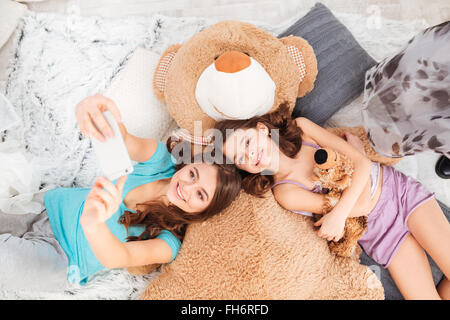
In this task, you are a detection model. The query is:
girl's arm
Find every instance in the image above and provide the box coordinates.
[75,94,159,163]
[118,122,158,163]
[295,117,372,240]
[82,223,172,268]
[274,185,326,214]
[80,176,173,268]
[274,181,372,217]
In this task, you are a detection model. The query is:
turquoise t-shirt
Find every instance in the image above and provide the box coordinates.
[44,141,181,285]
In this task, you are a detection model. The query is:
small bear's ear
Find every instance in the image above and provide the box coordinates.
[279,36,318,98]
[153,44,182,102]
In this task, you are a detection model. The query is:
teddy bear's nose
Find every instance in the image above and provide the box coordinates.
[214,51,251,73]
[314,149,328,165]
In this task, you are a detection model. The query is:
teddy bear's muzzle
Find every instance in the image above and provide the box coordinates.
[195,51,276,121]
[314,148,340,170]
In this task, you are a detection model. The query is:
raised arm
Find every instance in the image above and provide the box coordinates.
[75,94,158,163]
[80,176,173,268]
[118,122,158,163]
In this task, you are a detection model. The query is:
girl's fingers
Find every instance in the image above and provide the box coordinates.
[91,187,116,211]
[89,108,114,138]
[78,120,87,138]
[94,176,127,205]
[91,198,105,211]
[95,177,121,201]
[98,96,122,124]
[116,175,128,194]
[314,218,323,227]
[84,115,106,142]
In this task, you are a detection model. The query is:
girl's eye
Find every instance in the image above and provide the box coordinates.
[326,169,329,172]
[190,170,195,180]
[197,191,203,200]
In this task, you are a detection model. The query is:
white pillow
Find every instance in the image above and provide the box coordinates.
[0,0,27,50]
[103,47,177,142]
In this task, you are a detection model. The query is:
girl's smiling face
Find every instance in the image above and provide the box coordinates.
[166,163,218,213]
[223,122,278,174]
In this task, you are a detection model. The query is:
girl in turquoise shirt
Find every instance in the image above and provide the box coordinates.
[0,94,241,290]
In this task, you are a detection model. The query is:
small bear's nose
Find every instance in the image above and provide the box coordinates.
[314,149,328,165]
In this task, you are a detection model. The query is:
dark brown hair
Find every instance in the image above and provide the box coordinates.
[119,150,242,242]
[214,104,303,197]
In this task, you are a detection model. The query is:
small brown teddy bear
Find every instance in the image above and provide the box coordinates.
[312,147,368,258]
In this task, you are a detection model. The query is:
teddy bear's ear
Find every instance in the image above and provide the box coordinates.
[279,36,318,98]
[153,44,182,102]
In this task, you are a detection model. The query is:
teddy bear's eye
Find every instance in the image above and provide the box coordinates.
[244,52,250,56]
[214,55,220,60]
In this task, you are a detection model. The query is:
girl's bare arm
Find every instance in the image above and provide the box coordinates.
[295,117,372,219]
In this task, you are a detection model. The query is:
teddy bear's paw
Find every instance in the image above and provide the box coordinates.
[329,241,356,258]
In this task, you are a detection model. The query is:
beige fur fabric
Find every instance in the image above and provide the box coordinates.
[139,191,384,299]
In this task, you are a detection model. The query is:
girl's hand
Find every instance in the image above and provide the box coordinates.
[81,176,127,231]
[314,208,347,242]
[75,94,123,142]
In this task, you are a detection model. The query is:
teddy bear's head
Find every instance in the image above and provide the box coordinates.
[153,20,317,144]
[312,148,354,191]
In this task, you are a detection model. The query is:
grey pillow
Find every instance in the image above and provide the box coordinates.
[278,2,376,125]
[359,199,449,300]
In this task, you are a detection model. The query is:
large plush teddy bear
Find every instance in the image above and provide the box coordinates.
[122,20,403,300]
[152,20,318,144]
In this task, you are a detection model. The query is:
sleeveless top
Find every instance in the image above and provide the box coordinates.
[271,141,380,217]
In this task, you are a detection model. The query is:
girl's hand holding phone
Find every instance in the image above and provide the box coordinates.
[75,94,123,142]
[81,175,127,232]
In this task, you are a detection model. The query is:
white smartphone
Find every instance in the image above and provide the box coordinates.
[91,110,134,181]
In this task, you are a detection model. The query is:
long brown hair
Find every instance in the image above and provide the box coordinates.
[214,104,303,197]
[119,149,241,242]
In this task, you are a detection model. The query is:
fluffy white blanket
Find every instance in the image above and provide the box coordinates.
[1,10,442,299]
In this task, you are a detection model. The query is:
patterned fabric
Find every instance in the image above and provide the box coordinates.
[286,45,307,82]
[154,51,176,93]
[362,21,450,158]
